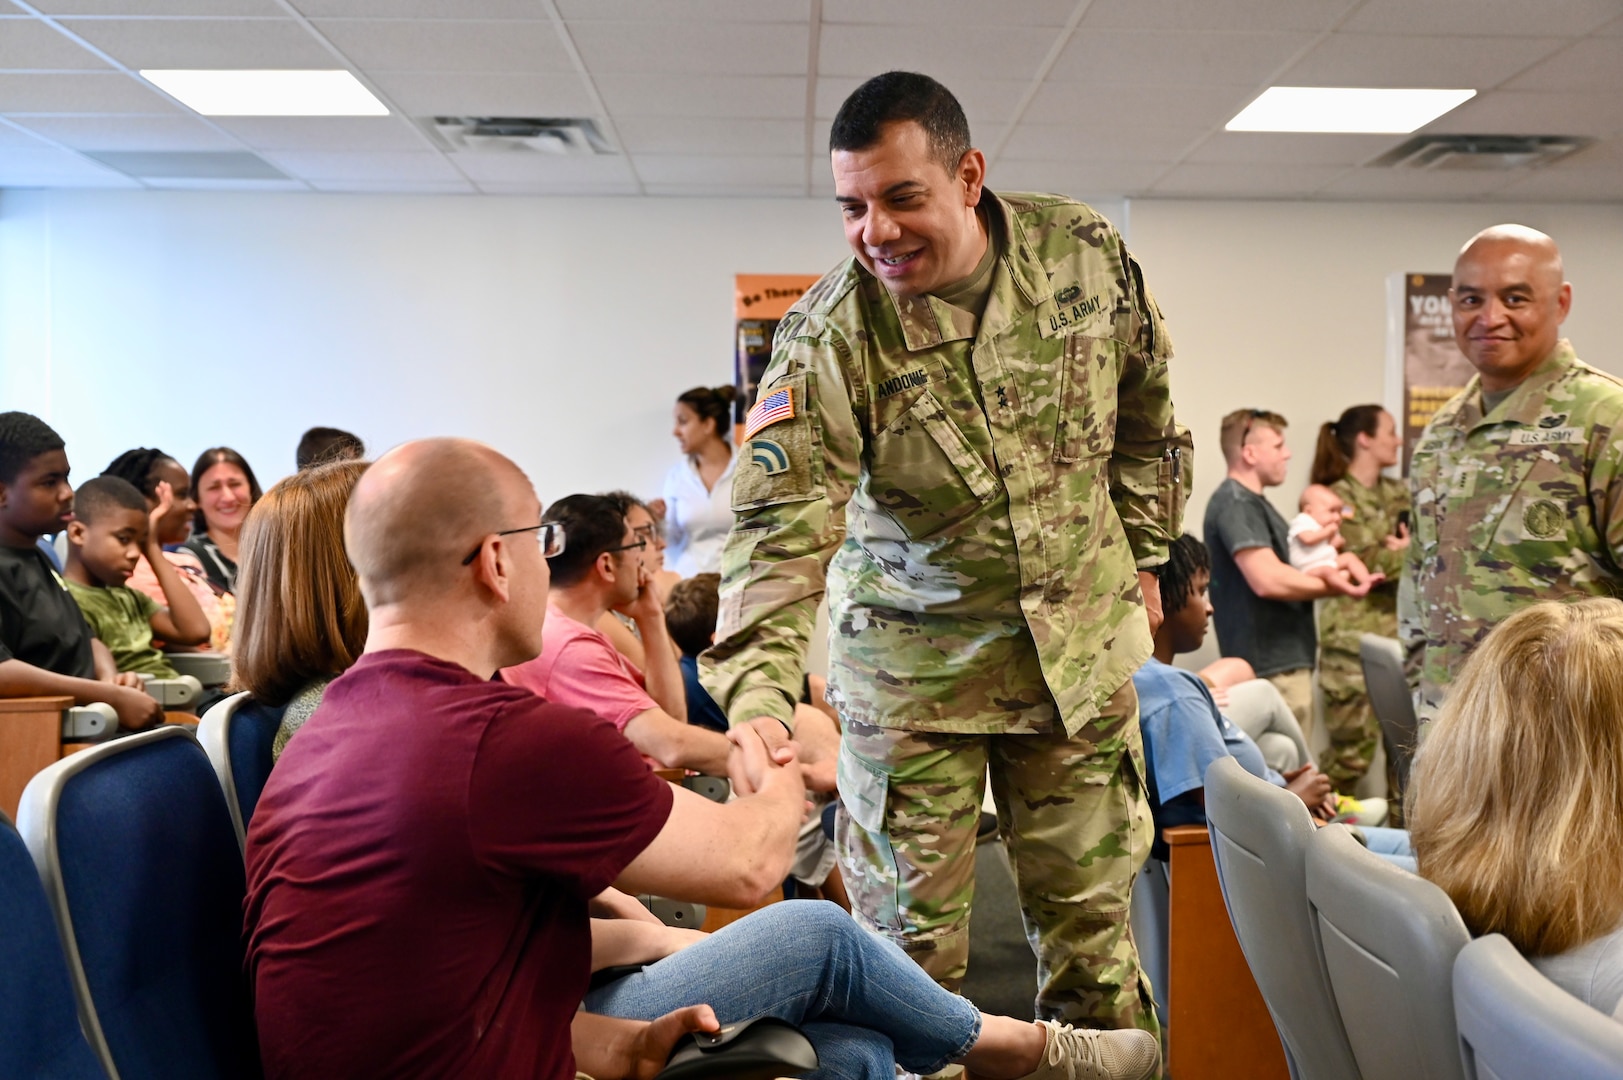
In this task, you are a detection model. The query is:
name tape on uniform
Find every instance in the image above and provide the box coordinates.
[1509,427,1582,446]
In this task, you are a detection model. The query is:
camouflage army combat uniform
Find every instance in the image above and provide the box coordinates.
[1401,339,1623,723]
[703,191,1188,1034]
[1318,474,1408,792]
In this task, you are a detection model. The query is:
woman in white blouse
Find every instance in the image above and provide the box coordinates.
[659,385,737,577]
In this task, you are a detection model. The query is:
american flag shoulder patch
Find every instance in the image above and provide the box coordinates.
[743,388,796,440]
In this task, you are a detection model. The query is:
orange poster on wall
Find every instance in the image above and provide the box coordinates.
[734,273,821,425]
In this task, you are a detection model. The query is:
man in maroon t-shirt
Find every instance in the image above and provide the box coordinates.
[244,439,806,1080]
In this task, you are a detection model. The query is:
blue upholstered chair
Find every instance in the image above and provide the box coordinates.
[16,726,262,1080]
[0,810,105,1079]
[197,692,287,854]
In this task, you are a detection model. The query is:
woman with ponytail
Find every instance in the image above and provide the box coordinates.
[660,385,738,577]
[1309,405,1410,796]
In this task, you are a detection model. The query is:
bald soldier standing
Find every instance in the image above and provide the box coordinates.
[703,71,1187,1046]
[1402,225,1623,723]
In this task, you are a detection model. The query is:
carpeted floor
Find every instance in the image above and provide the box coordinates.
[960,840,1039,1021]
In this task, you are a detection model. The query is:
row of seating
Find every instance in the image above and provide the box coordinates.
[1203,754,1623,1080]
[0,695,767,1079]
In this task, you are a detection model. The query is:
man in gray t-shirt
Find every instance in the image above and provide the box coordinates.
[1203,409,1370,742]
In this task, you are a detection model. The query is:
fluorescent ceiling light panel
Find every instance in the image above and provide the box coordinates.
[1226,87,1475,133]
[140,70,388,117]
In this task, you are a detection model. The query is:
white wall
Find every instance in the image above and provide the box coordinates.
[3,187,1619,520]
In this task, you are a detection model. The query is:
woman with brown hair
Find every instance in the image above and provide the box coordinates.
[229,460,369,760]
[1408,598,1623,1020]
[1309,404,1410,795]
[659,385,737,577]
[185,446,263,595]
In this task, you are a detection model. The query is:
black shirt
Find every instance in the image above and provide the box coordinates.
[1202,478,1316,678]
[183,533,237,594]
[0,541,96,678]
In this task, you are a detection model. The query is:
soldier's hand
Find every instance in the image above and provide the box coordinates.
[727,717,795,796]
[1139,571,1163,635]
[790,704,840,793]
[1382,521,1412,551]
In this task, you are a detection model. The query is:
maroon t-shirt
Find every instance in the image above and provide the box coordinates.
[244,649,674,1080]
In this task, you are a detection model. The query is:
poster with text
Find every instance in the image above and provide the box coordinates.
[1395,273,1474,470]
[734,274,821,428]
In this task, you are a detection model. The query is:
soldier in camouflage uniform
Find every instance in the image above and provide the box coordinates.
[702,73,1187,1043]
[1309,406,1411,793]
[1402,225,1623,723]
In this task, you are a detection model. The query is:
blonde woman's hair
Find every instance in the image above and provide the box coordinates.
[1407,598,1623,955]
[230,460,370,707]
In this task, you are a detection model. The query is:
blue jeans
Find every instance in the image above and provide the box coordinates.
[1363,825,1415,872]
[583,900,983,1079]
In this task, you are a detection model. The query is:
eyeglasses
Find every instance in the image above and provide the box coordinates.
[632,522,658,543]
[460,522,566,566]
[603,537,647,555]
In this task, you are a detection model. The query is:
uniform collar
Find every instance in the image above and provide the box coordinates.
[876,189,1046,353]
[1458,338,1579,430]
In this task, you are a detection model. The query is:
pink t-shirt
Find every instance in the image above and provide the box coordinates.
[501,607,657,731]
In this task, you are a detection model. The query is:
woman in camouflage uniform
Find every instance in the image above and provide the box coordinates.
[1310,405,1410,795]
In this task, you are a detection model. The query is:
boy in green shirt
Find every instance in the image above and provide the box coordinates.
[63,475,210,679]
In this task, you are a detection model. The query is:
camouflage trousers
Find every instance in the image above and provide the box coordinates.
[1318,629,1383,795]
[835,679,1158,1039]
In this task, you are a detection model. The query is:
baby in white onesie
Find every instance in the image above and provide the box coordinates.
[1288,484,1382,590]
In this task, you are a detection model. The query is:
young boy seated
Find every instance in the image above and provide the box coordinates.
[1288,484,1383,591]
[0,412,163,731]
[661,573,730,735]
[62,476,211,686]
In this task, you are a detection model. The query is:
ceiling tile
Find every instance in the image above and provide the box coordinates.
[59,17,336,69]
[571,21,807,77]
[1149,161,1349,196]
[1278,33,1570,88]
[614,116,804,156]
[0,19,112,68]
[818,24,1050,78]
[595,74,805,118]
[815,76,1028,127]
[822,0,1075,26]
[643,183,808,196]
[12,112,236,149]
[263,148,459,181]
[993,159,1168,195]
[0,71,176,111]
[32,0,285,14]
[1080,0,1358,32]
[448,148,633,184]
[368,71,594,117]
[1599,13,1623,33]
[1492,166,1623,200]
[1000,122,1205,162]
[1024,81,1250,130]
[1421,89,1623,137]
[1185,132,1408,166]
[1050,29,1318,85]
[633,153,803,186]
[309,178,475,192]
[0,120,51,146]
[293,0,541,15]
[475,180,639,194]
[1340,0,1623,38]
[1504,38,1623,92]
[0,145,137,184]
[1315,167,1521,199]
[559,0,806,21]
[312,19,573,74]
[209,114,427,150]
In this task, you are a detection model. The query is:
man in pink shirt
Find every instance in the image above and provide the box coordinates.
[503,493,733,776]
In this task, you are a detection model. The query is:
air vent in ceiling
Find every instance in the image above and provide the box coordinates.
[1372,134,1592,171]
[427,116,613,155]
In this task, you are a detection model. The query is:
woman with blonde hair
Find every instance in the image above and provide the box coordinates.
[229,460,370,761]
[1407,597,1623,1019]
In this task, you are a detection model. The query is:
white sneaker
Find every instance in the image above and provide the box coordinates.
[1015,1019,1160,1080]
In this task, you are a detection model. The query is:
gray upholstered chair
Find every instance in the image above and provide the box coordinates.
[1306,824,1469,1079]
[1203,755,1359,1080]
[1359,633,1418,795]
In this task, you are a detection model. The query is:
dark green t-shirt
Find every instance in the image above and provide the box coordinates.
[64,580,178,678]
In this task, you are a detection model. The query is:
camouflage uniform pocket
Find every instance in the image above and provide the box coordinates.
[1155,425,1193,537]
[869,388,999,538]
[731,371,823,512]
[1053,335,1119,463]
[836,738,889,835]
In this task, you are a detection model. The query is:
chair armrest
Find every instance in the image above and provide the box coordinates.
[638,895,707,930]
[163,652,230,687]
[143,675,203,708]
